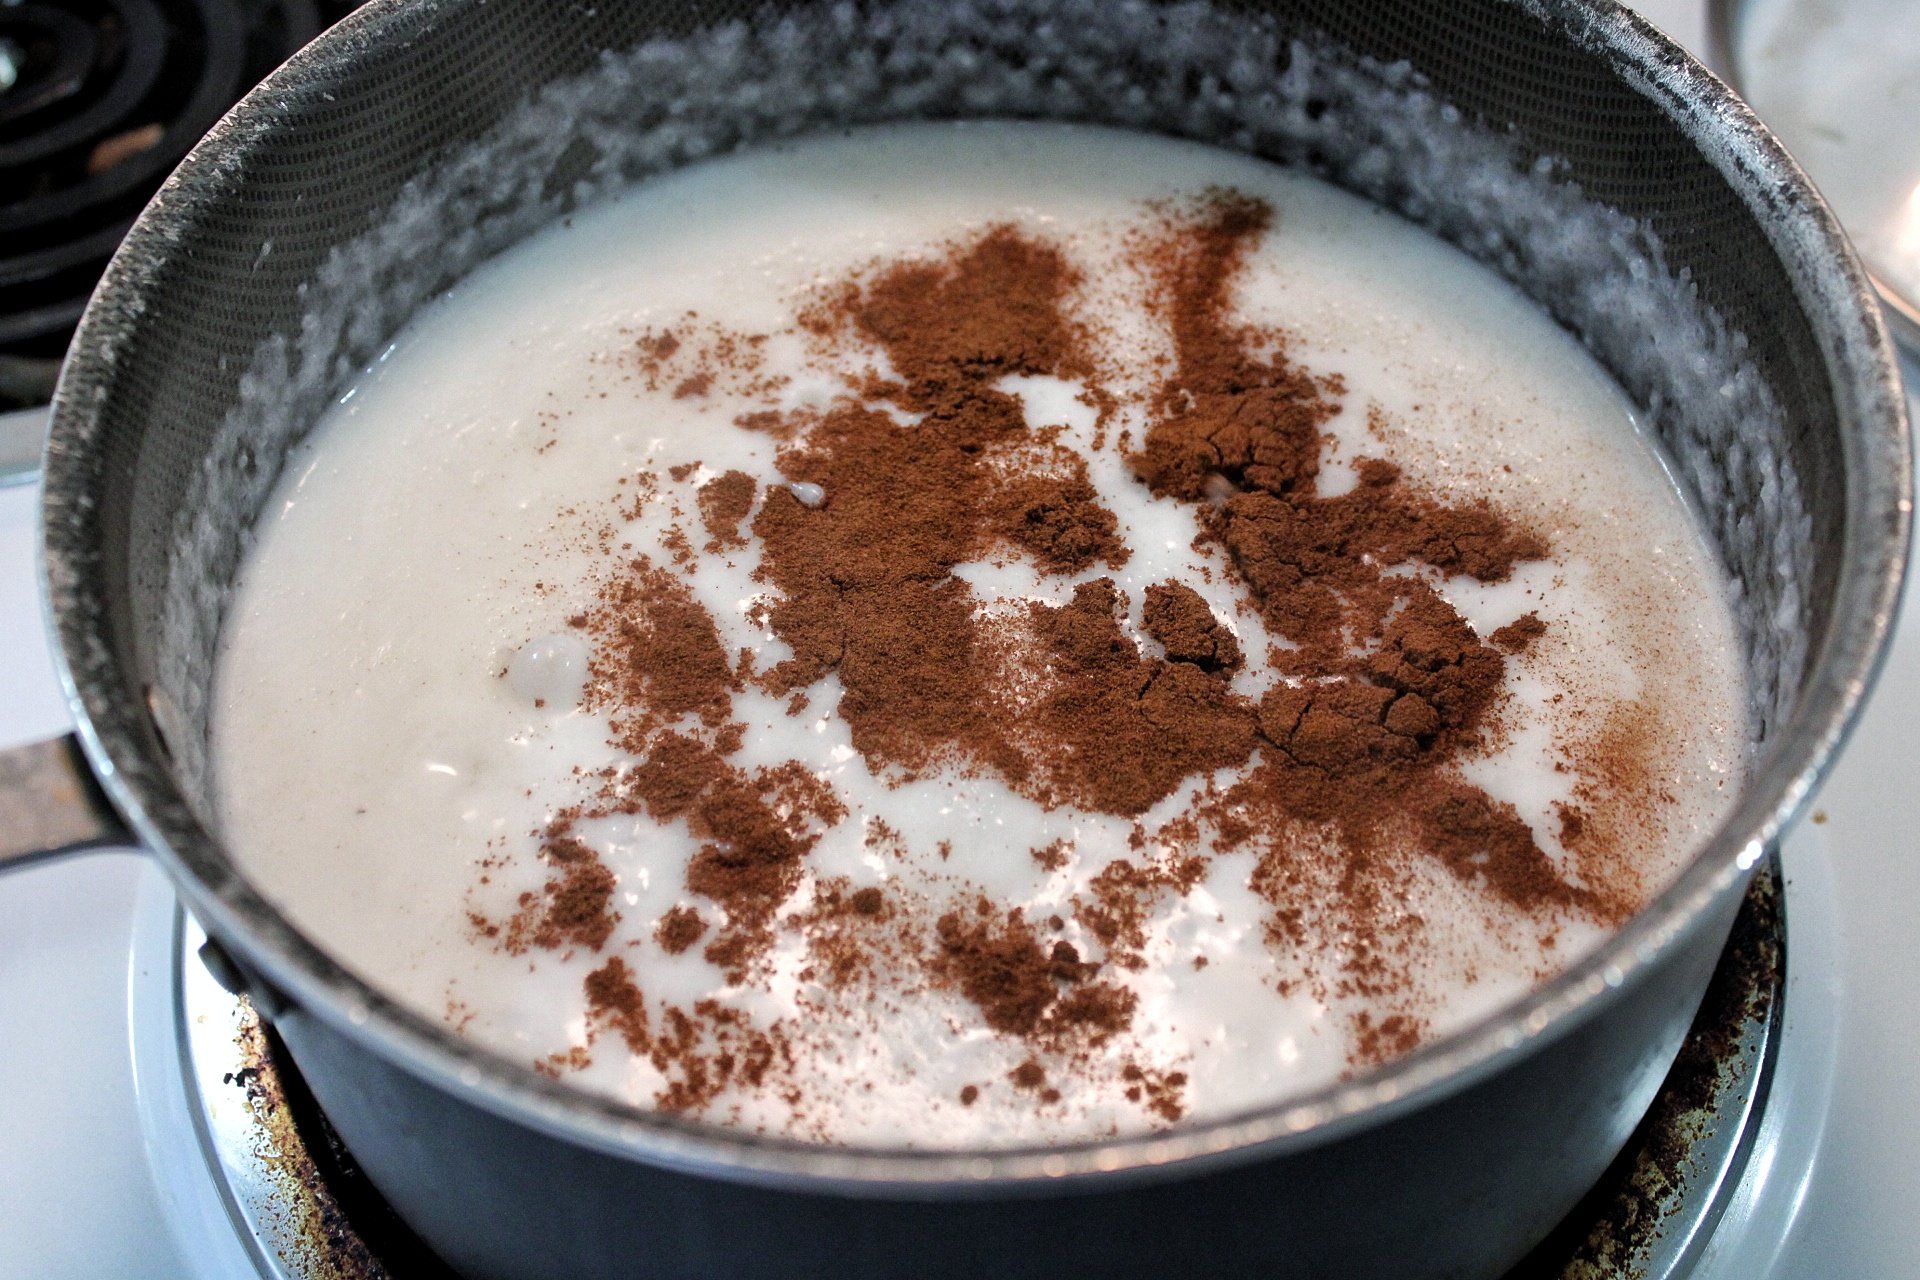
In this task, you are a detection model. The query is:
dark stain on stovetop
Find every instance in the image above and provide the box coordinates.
[1510,864,1785,1279]
[231,1002,459,1279]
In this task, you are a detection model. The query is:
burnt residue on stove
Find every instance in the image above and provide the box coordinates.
[1509,864,1786,1279]
[229,1000,459,1280]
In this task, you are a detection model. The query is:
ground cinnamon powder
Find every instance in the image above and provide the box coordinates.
[471,188,1659,1130]
[696,469,755,552]
[751,227,1127,780]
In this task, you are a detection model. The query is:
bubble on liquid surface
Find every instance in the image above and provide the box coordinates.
[507,632,590,708]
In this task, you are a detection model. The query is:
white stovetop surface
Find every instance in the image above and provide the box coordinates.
[2,3,1915,1275]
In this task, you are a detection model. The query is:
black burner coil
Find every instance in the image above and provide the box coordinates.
[1,0,355,405]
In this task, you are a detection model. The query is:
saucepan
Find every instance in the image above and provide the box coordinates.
[0,0,1907,1276]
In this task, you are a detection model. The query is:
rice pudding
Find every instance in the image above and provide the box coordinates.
[211,121,1748,1146]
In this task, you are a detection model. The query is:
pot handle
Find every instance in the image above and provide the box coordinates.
[0,735,288,1014]
[0,734,136,872]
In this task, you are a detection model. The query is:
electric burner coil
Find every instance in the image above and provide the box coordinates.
[0,0,356,407]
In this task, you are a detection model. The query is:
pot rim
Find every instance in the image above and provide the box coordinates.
[39,0,1912,1195]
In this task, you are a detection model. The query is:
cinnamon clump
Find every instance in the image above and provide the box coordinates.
[930,897,1135,1048]
[629,733,823,981]
[753,227,1129,781]
[494,832,619,955]
[697,470,755,552]
[1023,578,1255,815]
[583,556,738,737]
[655,906,708,955]
[1143,581,1243,671]
[1121,1062,1190,1123]
[1123,196,1599,941]
[1129,192,1339,502]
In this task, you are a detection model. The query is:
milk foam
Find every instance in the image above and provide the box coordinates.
[212,122,1747,1145]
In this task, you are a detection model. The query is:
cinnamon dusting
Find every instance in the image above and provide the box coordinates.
[465,187,1689,1136]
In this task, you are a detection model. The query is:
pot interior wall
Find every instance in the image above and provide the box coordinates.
[58,0,1826,980]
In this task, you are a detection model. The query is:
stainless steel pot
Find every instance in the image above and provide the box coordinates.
[0,1,1907,1277]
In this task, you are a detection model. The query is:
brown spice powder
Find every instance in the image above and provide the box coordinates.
[581,955,794,1115]
[696,470,755,552]
[750,227,1135,783]
[582,556,738,738]
[474,186,1675,1134]
[655,905,708,956]
[484,830,620,956]
[1023,578,1255,815]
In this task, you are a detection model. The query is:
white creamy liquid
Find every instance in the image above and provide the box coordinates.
[213,121,1748,1146]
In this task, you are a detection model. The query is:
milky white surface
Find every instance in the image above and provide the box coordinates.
[212,121,1747,1145]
